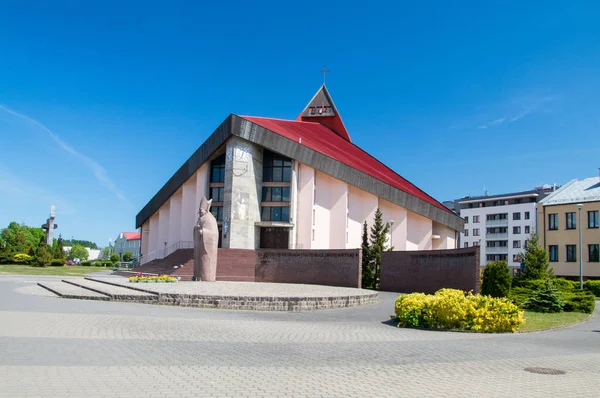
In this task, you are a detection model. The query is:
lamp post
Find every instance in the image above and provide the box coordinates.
[389,220,395,250]
[577,203,583,290]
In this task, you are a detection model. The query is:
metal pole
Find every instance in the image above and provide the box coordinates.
[577,204,583,290]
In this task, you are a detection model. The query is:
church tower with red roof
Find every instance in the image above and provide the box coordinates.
[297,85,351,142]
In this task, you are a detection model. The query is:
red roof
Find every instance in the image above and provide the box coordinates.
[241,116,452,214]
[123,232,141,241]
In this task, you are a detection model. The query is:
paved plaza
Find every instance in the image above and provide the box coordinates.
[1,274,599,397]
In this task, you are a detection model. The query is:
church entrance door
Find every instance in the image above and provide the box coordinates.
[260,227,289,249]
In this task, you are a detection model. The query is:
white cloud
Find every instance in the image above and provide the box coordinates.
[476,93,558,129]
[0,105,128,203]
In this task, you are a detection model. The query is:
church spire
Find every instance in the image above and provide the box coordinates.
[297,84,351,141]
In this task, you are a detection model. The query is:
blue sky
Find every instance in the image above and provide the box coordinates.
[1,1,599,247]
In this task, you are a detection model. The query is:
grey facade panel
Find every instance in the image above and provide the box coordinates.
[232,115,464,231]
[135,115,233,228]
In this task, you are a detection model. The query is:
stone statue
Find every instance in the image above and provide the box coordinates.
[193,196,218,281]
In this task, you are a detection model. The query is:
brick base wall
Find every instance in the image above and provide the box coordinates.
[255,249,362,288]
[380,247,480,294]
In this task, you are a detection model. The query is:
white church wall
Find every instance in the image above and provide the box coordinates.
[379,198,408,251]
[328,176,348,249]
[432,221,456,250]
[347,185,378,249]
[313,171,333,249]
[158,202,170,252]
[180,174,197,242]
[168,189,182,245]
[296,163,314,249]
[148,213,159,255]
[194,164,208,220]
[407,210,432,250]
[141,221,149,257]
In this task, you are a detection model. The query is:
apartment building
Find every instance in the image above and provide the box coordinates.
[538,177,600,279]
[452,186,554,271]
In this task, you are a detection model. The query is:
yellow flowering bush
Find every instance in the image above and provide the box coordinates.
[13,253,34,264]
[129,274,177,283]
[394,289,524,332]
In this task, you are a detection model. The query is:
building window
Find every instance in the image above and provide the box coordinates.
[464,229,469,237]
[486,213,508,221]
[513,240,521,248]
[464,242,469,248]
[210,206,223,222]
[473,241,479,246]
[513,212,521,220]
[524,211,530,220]
[566,245,577,262]
[589,211,599,228]
[549,245,558,262]
[473,215,480,223]
[566,212,576,230]
[513,254,520,262]
[262,187,290,202]
[513,226,521,234]
[589,244,600,262]
[548,214,558,230]
[263,151,292,182]
[210,187,224,202]
[525,225,530,234]
[464,216,469,224]
[210,154,226,183]
[261,206,290,222]
[486,254,508,261]
[473,228,480,236]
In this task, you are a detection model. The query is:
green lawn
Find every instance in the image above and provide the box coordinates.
[0,263,109,276]
[519,311,590,332]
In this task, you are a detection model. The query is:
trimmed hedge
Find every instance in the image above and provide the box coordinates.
[79,261,92,267]
[49,260,64,267]
[394,289,524,333]
[583,280,600,297]
[563,291,596,314]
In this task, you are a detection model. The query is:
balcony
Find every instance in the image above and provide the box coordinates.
[486,218,508,226]
[486,232,508,240]
[485,246,508,254]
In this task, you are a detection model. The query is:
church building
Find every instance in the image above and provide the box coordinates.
[136,85,463,262]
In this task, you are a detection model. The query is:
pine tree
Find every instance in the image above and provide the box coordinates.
[361,221,374,289]
[518,233,553,280]
[369,208,390,290]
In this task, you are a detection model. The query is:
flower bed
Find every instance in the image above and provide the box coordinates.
[394,289,524,333]
[129,274,177,283]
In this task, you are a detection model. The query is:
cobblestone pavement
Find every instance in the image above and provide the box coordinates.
[1,275,599,397]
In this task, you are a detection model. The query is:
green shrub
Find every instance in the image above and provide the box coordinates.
[0,253,12,264]
[34,244,53,267]
[512,278,546,290]
[481,261,512,298]
[563,291,596,314]
[93,261,104,267]
[123,251,132,262]
[79,261,92,267]
[524,282,565,313]
[508,287,533,307]
[583,280,600,297]
[552,278,579,292]
[49,259,64,267]
[110,253,120,263]
[394,289,523,332]
[102,261,113,267]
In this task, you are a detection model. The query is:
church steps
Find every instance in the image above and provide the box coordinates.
[37,282,110,300]
[62,279,158,301]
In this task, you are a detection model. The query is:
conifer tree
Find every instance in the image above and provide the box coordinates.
[361,221,374,289]
[369,208,390,290]
[518,233,553,280]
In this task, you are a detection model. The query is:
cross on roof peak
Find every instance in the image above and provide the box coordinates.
[320,66,330,85]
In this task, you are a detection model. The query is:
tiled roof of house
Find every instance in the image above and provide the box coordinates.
[122,232,141,240]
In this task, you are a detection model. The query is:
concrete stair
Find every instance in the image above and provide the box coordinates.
[38,278,158,302]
